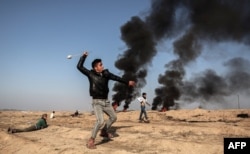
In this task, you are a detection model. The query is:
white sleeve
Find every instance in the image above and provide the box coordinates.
[137,97,143,102]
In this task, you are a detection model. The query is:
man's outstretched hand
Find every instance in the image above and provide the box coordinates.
[83,51,88,57]
[128,81,136,87]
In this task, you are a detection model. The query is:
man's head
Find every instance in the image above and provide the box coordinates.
[92,59,104,73]
[142,92,147,98]
[42,114,48,119]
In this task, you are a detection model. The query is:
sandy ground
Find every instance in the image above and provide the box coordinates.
[0,108,250,154]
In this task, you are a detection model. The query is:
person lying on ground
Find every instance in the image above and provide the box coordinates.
[7,113,48,134]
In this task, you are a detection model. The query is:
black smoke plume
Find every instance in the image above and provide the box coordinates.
[112,17,156,110]
[181,57,250,103]
[152,0,250,110]
[113,0,250,110]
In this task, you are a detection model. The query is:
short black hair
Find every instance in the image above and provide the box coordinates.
[142,92,146,95]
[42,114,47,118]
[92,59,102,69]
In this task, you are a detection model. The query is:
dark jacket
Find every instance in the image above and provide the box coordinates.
[77,55,128,99]
[35,118,47,129]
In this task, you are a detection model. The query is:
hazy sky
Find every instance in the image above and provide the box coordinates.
[1,0,249,111]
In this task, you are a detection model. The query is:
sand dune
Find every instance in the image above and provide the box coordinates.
[0,109,250,154]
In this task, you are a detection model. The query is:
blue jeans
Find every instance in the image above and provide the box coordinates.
[91,99,117,139]
[139,106,148,120]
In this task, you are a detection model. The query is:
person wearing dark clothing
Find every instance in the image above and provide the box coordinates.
[77,51,135,149]
[8,114,48,133]
[74,110,79,116]
[71,110,79,117]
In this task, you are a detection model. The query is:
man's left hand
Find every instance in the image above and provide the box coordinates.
[128,81,136,87]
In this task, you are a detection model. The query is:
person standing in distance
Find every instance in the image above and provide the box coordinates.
[50,111,55,119]
[138,92,151,122]
[77,51,135,149]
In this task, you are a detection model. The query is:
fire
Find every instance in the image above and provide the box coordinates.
[160,107,168,112]
[112,102,118,111]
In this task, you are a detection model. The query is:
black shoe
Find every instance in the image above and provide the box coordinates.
[7,127,13,134]
[100,129,113,138]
